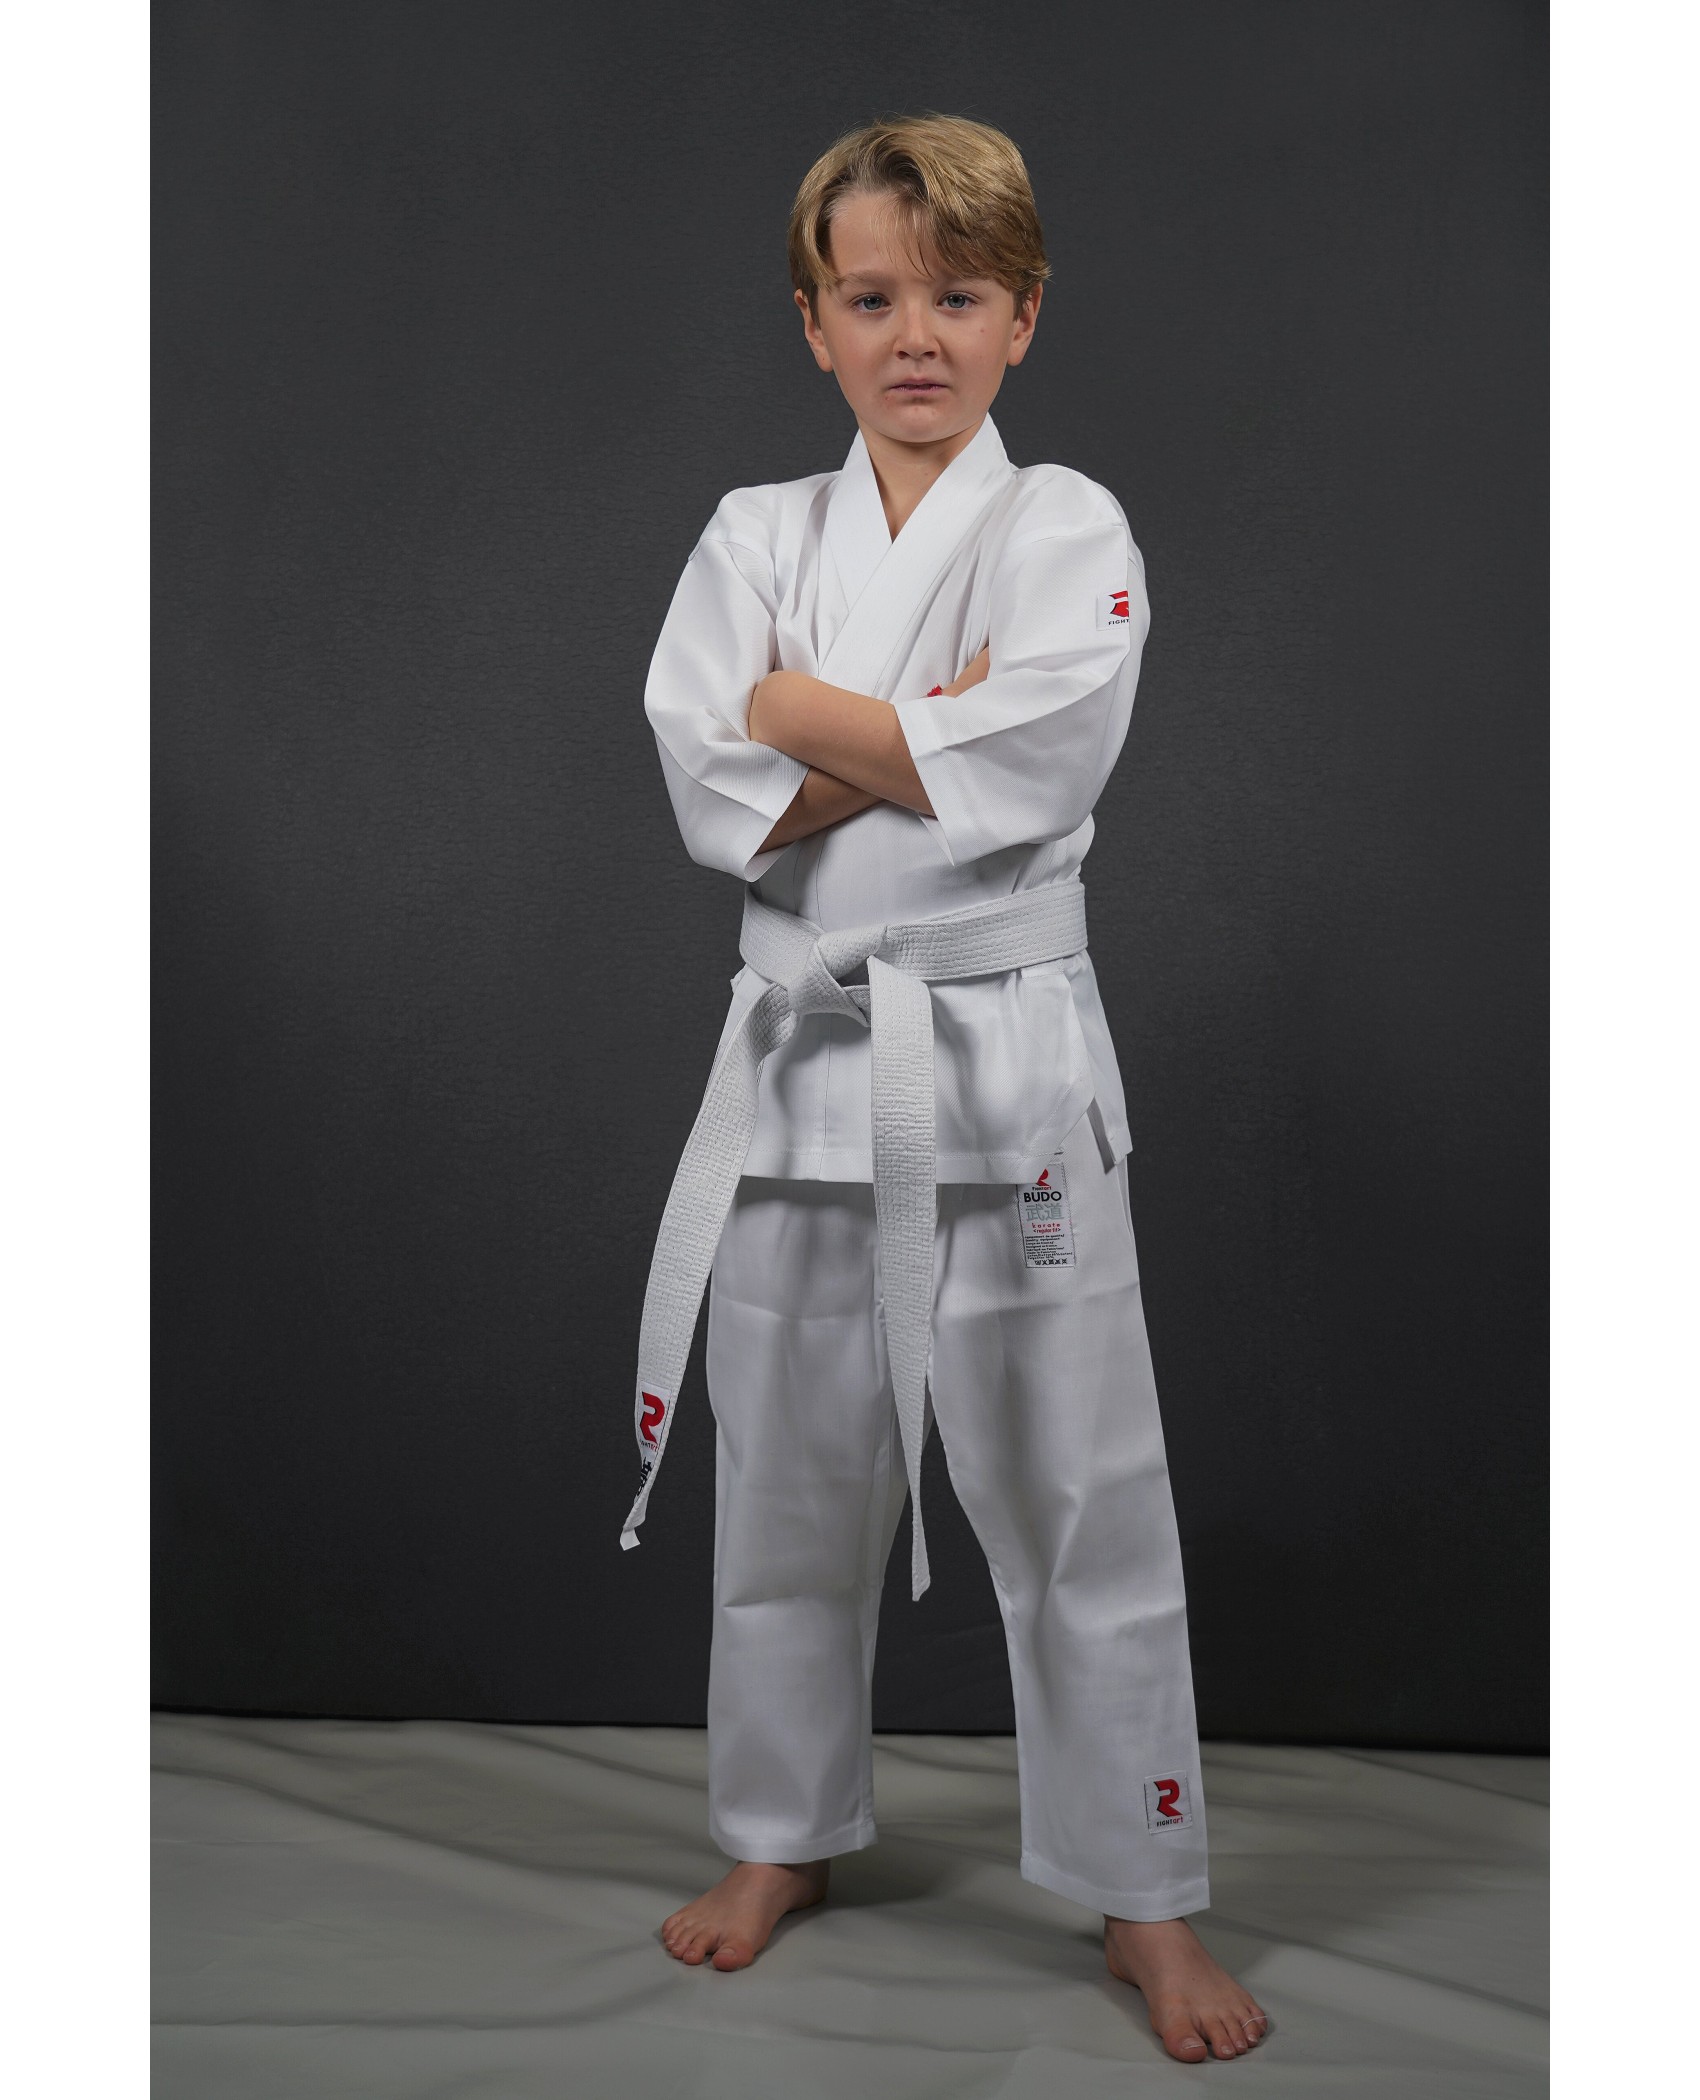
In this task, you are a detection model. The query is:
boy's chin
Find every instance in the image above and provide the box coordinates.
[855,392,986,448]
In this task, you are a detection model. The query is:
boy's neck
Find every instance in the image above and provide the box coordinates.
[858,414,986,541]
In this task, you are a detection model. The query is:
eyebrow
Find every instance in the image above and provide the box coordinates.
[835,267,986,289]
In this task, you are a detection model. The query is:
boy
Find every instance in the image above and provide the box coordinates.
[625,116,1268,2065]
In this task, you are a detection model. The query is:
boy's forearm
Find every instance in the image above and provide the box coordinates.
[750,671,935,816]
[759,766,884,851]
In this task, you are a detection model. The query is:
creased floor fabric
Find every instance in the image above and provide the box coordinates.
[152,1717,1547,2098]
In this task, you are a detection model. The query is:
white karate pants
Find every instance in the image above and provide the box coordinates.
[703,1107,1211,1921]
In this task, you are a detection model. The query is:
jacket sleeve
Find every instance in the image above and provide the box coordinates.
[644,519,807,882]
[890,518,1149,866]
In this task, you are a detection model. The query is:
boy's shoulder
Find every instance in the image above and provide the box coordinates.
[1004,459,1130,543]
[699,470,835,554]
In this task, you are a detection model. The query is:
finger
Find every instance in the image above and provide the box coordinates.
[943,644,991,697]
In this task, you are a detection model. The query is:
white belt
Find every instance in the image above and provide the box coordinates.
[620,878,1091,1601]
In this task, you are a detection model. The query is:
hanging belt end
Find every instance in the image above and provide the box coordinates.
[910,1525,931,1603]
[620,1526,641,1552]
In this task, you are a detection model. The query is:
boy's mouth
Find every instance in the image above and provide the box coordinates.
[889,380,946,393]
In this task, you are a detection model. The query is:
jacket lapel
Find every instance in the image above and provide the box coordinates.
[819,414,1015,697]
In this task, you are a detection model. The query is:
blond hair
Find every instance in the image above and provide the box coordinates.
[788,114,1050,317]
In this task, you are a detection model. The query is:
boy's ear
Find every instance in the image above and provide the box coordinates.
[795,286,834,372]
[1007,281,1042,367]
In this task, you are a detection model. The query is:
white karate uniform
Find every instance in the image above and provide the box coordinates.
[638,414,1210,1919]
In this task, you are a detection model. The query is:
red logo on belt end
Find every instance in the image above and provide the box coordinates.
[639,1391,667,1444]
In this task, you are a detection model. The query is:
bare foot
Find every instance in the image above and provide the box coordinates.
[660,1859,829,1972]
[1104,1915,1270,2063]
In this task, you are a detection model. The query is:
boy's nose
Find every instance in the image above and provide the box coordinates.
[892,306,940,352]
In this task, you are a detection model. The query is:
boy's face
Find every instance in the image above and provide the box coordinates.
[795,187,1040,449]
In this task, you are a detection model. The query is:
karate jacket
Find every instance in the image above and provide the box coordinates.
[643,412,1149,1185]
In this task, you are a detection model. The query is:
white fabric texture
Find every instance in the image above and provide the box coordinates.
[622,880,1091,1598]
[153,1714,1549,2098]
[644,412,1145,1183]
[703,1106,1209,1921]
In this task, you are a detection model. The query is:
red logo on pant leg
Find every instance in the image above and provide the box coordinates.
[639,1391,667,1445]
[1144,1773,1192,1829]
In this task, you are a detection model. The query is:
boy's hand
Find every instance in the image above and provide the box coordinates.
[942,644,991,698]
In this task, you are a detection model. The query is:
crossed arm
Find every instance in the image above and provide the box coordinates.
[751,646,990,852]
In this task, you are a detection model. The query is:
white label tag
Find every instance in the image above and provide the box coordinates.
[1143,1773,1193,1831]
[1015,1151,1076,1268]
[1096,587,1131,627]
[633,1382,675,1473]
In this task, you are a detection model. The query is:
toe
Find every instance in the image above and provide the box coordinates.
[1206,2015,1243,2059]
[1160,2023,1209,2063]
[711,1939,754,1971]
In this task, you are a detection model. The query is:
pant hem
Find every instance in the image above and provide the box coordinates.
[709,1813,878,1865]
[1020,1848,1211,1921]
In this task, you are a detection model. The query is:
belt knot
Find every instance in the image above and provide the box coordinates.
[783,921,885,1027]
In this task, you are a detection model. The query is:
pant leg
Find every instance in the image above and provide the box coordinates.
[928,1109,1211,1920]
[703,1172,909,1863]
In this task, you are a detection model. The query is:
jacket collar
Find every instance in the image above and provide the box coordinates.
[820,414,1014,692]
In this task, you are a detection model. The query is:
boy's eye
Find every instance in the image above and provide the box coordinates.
[849,291,978,313]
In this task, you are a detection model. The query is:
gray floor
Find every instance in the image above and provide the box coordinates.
[153,1717,1547,2097]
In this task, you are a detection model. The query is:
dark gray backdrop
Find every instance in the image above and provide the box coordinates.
[154,0,1547,1748]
